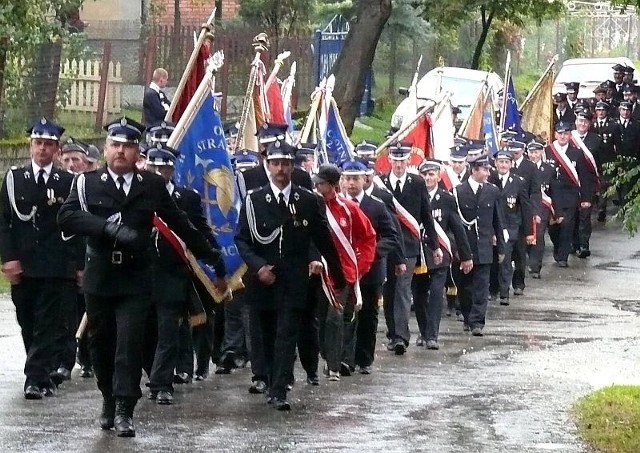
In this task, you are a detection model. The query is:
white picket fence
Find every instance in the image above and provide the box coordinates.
[59,59,122,114]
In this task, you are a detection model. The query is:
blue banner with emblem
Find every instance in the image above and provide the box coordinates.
[483,98,499,156]
[172,91,245,289]
[323,99,355,166]
[503,75,522,133]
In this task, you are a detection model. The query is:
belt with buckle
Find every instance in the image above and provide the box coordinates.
[111,251,123,264]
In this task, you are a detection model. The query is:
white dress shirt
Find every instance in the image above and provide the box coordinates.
[269,181,292,204]
[31,161,53,184]
[107,168,134,195]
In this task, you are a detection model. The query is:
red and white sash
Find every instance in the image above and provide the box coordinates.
[570,131,599,177]
[433,220,452,258]
[324,197,363,310]
[549,141,580,187]
[541,190,555,216]
[440,165,462,192]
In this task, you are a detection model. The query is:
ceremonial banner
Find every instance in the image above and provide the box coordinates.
[483,92,499,156]
[502,74,522,133]
[170,66,246,299]
[403,115,432,158]
[169,41,211,123]
[266,78,286,124]
[458,85,486,140]
[521,57,557,142]
[281,62,297,133]
[430,95,456,162]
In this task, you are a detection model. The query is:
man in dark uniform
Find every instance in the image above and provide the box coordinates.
[0,118,81,399]
[554,92,576,126]
[602,80,621,117]
[621,84,640,121]
[413,160,472,349]
[509,139,540,295]
[488,150,534,305]
[613,64,626,101]
[590,101,616,222]
[381,143,443,355]
[58,117,227,437]
[342,159,402,373]
[623,65,635,84]
[143,68,171,127]
[572,110,602,258]
[613,101,640,159]
[526,141,555,279]
[565,82,580,111]
[144,144,223,405]
[545,121,595,268]
[235,140,346,410]
[453,155,506,336]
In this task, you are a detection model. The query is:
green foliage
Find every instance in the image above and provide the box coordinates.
[604,158,640,235]
[238,0,316,37]
[349,102,394,145]
[574,385,640,453]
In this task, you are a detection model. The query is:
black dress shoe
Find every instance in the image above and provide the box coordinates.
[156,391,173,405]
[285,383,294,391]
[249,380,267,394]
[57,367,71,381]
[99,398,115,430]
[530,271,541,279]
[393,342,406,356]
[359,366,372,375]
[272,398,291,411]
[471,327,484,337]
[79,365,94,378]
[194,372,208,381]
[513,288,524,296]
[577,248,591,258]
[306,374,319,386]
[114,399,135,437]
[499,298,510,306]
[340,362,352,377]
[24,385,42,400]
[147,391,157,400]
[597,211,606,223]
[42,385,56,397]
[557,261,568,268]
[215,365,232,375]
[173,372,192,384]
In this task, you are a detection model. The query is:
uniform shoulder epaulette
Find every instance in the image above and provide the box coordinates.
[10,166,18,171]
[485,181,498,189]
[297,186,315,196]
[370,194,384,204]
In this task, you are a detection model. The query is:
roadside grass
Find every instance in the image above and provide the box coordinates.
[350,102,395,145]
[573,385,640,453]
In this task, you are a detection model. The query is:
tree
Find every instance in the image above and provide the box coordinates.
[330,0,392,133]
[419,0,564,69]
[239,0,315,55]
[0,0,85,137]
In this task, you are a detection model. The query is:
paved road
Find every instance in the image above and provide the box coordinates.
[0,222,638,452]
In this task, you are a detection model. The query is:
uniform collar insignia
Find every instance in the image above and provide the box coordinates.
[24,170,30,179]
[293,192,300,201]
[435,193,440,200]
[100,173,108,182]
[53,172,59,181]
[265,193,272,203]
[136,173,143,182]
[174,191,181,199]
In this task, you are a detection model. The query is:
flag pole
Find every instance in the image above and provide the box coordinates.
[165,8,217,121]
[298,85,323,144]
[264,51,291,91]
[521,54,559,108]
[234,33,270,152]
[457,79,488,137]
[499,50,511,132]
[374,104,431,157]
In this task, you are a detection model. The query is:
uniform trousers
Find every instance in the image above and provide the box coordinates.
[248,303,267,383]
[12,277,76,389]
[85,292,151,399]
[220,290,250,365]
[458,264,491,329]
[528,210,551,273]
[319,284,356,372]
[148,299,183,393]
[383,256,417,345]
[175,322,194,375]
[354,283,382,368]
[75,294,92,369]
[548,206,577,262]
[412,267,448,341]
[511,233,528,290]
[498,239,517,298]
[572,205,593,251]
[297,276,321,377]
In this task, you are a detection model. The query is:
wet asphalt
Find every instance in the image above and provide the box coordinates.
[0,221,639,452]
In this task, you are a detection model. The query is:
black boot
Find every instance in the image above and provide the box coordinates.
[99,398,115,430]
[114,398,136,437]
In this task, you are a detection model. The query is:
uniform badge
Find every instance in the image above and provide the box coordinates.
[339,218,348,227]
[571,160,576,167]
[303,219,308,226]
[174,191,181,199]
[100,173,108,182]
[265,193,272,203]
[24,171,30,179]
[432,208,442,222]
[293,192,300,201]
[137,174,143,182]
[53,173,59,181]
[57,197,65,204]
[435,194,440,201]
[293,220,301,227]
[507,195,517,209]
[540,166,544,172]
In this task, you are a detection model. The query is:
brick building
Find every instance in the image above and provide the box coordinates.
[152,0,240,24]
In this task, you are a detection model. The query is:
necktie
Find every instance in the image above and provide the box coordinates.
[458,174,462,182]
[278,192,287,217]
[117,176,126,198]
[476,183,483,200]
[394,180,402,198]
[36,169,46,190]
[352,197,359,204]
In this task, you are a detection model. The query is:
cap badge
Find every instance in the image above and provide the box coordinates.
[40,117,46,125]
[120,118,127,126]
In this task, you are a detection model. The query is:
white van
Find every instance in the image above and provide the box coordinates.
[553,57,636,98]
[390,67,504,132]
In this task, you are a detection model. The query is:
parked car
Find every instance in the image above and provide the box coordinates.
[390,67,504,133]
[553,57,636,98]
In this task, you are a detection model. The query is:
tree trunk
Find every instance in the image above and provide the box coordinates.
[471,8,493,70]
[27,40,63,122]
[171,0,182,77]
[331,0,392,134]
[387,31,397,102]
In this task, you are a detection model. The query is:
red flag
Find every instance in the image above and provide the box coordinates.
[402,115,432,158]
[266,79,286,124]
[374,149,424,175]
[170,41,211,123]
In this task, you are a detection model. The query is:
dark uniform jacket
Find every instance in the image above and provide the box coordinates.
[57,167,220,297]
[545,143,595,210]
[488,173,534,240]
[424,188,472,269]
[554,108,576,126]
[0,164,80,279]
[143,87,170,126]
[235,184,346,311]
[453,181,506,265]
[613,118,640,158]
[381,172,439,258]
[356,193,402,287]
[535,161,555,217]
[152,185,218,302]
[512,158,541,216]
[590,117,616,166]
[370,184,406,266]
